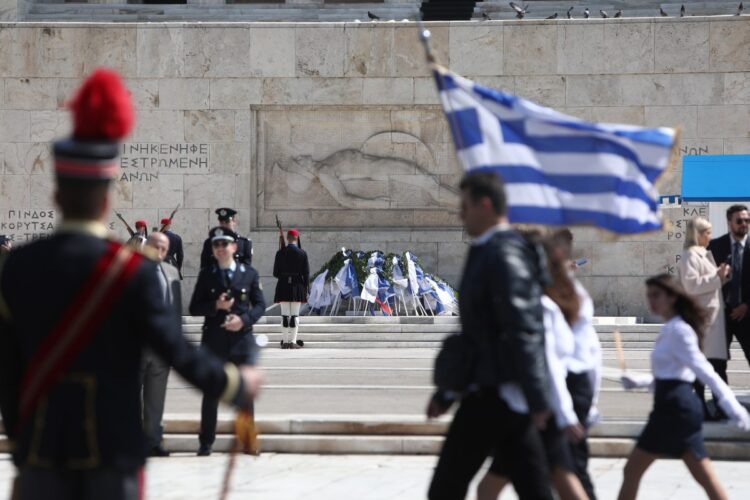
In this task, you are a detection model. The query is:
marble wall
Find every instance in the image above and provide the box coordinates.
[0,19,749,316]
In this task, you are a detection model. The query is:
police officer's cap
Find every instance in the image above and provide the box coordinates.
[210,226,238,243]
[215,208,238,222]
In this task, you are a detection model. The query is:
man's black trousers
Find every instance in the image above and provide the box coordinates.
[428,391,553,500]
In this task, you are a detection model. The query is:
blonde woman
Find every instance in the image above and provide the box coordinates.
[678,217,731,419]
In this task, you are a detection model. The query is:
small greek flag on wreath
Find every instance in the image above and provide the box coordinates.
[434,66,680,234]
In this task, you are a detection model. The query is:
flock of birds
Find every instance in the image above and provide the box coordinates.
[479,2,744,20]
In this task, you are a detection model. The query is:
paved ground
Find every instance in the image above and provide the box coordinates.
[164,346,750,418]
[2,453,749,499]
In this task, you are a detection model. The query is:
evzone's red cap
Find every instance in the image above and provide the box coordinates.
[287,229,300,238]
[135,220,147,229]
[53,68,134,181]
[160,218,171,225]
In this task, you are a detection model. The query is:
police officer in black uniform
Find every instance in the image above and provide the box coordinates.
[274,229,310,349]
[199,208,253,269]
[0,69,263,500]
[190,226,266,456]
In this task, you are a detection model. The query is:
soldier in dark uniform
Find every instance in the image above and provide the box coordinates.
[199,208,253,269]
[126,220,148,248]
[190,226,266,456]
[273,229,309,349]
[0,69,263,500]
[160,217,184,279]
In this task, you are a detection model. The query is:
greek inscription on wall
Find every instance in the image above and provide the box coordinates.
[0,209,57,242]
[119,143,209,182]
[679,145,709,157]
[666,204,709,241]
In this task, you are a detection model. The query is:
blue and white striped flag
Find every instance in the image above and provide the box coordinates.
[435,68,678,234]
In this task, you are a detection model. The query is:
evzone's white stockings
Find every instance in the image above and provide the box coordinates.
[280,302,301,344]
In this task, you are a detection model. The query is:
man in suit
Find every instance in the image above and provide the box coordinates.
[190,226,266,456]
[141,232,181,457]
[709,204,750,375]
[427,172,552,500]
[199,208,253,269]
[273,229,310,349]
[0,69,262,500]
[160,218,184,279]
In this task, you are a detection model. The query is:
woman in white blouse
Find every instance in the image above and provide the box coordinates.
[618,274,750,500]
[678,217,731,419]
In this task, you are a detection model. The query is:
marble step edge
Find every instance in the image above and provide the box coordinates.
[182,329,661,338]
[2,416,746,440]
[182,316,640,325]
[148,415,750,440]
[1,435,746,459]
[185,340,663,348]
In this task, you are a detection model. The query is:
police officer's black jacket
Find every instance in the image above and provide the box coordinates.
[189,262,265,363]
[457,228,551,413]
[200,235,252,270]
[273,244,310,303]
[0,224,245,471]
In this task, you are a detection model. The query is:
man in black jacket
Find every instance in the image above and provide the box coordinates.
[427,172,553,500]
[708,204,750,374]
[190,226,266,456]
[0,69,262,500]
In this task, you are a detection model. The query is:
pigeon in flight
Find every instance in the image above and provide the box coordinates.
[367,11,380,20]
[660,7,668,16]
[738,2,744,15]
[509,2,528,19]
[567,6,574,18]
[546,12,558,19]
[600,9,608,18]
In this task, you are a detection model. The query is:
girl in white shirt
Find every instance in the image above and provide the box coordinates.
[618,274,750,500]
[478,232,588,500]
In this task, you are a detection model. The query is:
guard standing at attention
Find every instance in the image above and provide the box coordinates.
[160,217,184,279]
[190,226,266,456]
[0,69,263,500]
[199,208,253,270]
[274,229,310,349]
[127,220,148,248]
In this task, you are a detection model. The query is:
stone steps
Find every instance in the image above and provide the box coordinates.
[473,1,745,19]
[6,415,747,458]
[25,2,421,21]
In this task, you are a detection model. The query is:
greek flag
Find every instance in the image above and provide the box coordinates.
[435,68,678,234]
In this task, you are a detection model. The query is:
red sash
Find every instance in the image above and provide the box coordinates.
[16,242,142,433]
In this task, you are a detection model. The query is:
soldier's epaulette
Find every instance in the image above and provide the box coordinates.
[0,252,10,321]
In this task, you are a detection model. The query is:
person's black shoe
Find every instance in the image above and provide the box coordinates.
[280,340,284,348]
[296,339,304,347]
[149,445,170,457]
[197,444,212,456]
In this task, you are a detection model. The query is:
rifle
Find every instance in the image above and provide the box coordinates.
[160,204,181,232]
[276,214,286,250]
[115,212,135,237]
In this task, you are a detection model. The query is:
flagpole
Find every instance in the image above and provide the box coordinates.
[416,19,468,160]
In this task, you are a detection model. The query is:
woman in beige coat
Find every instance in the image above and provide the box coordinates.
[678,217,731,419]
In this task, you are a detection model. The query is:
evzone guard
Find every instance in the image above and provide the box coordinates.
[273,223,310,350]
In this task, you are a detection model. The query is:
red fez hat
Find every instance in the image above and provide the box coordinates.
[53,69,134,181]
[135,220,147,229]
[287,229,300,238]
[160,218,171,225]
